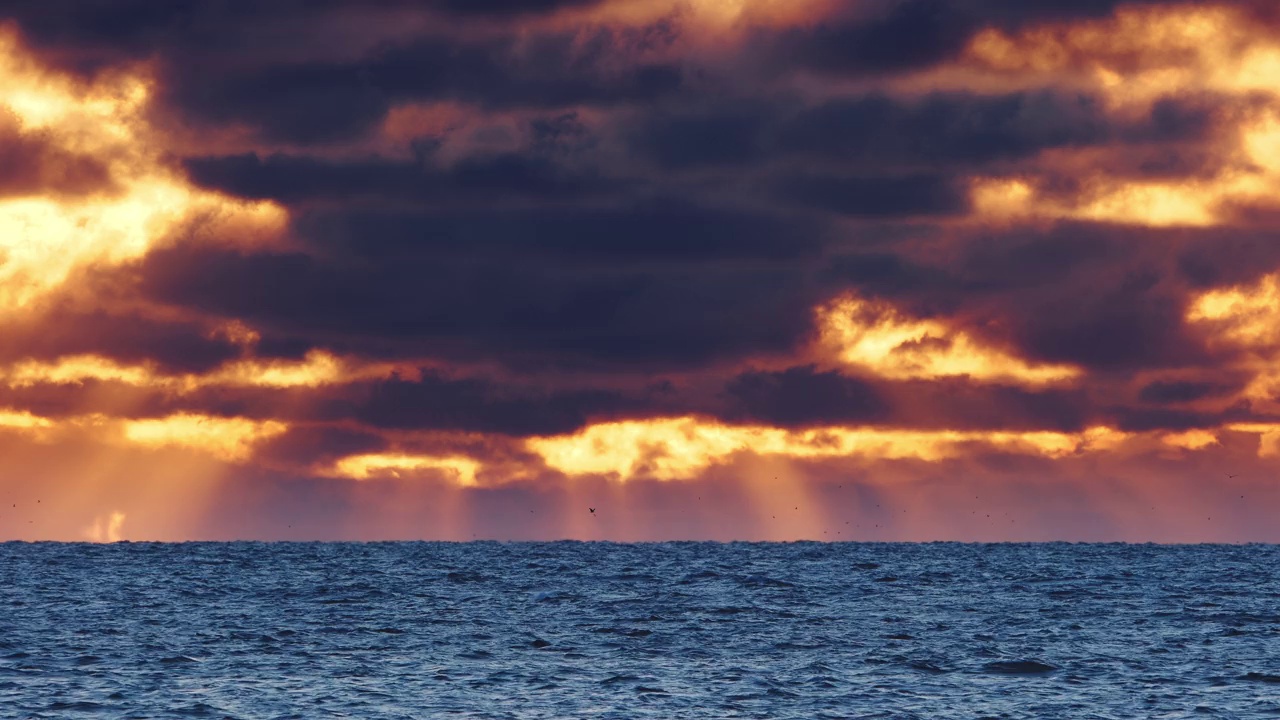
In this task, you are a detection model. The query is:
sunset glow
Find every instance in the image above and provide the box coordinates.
[2,2,1278,542]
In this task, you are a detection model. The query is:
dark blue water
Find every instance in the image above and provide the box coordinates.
[1,542,1278,719]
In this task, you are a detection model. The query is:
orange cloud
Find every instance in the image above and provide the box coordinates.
[1188,271,1280,348]
[1185,272,1280,413]
[566,0,827,31]
[964,5,1280,99]
[326,453,481,485]
[0,29,287,311]
[1225,423,1280,457]
[957,4,1280,228]
[2,406,290,462]
[4,4,1279,543]
[1162,429,1220,452]
[0,350,420,392]
[816,294,1079,384]
[121,414,288,462]
[0,407,53,432]
[525,416,1126,482]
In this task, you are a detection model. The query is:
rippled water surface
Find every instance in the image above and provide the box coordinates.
[2,542,1278,719]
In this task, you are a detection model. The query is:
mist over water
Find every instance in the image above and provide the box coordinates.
[1,542,1277,718]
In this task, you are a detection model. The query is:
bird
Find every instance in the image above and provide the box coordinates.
[1226,473,1239,479]
[589,507,596,514]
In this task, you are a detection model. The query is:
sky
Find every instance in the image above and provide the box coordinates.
[1,0,1279,542]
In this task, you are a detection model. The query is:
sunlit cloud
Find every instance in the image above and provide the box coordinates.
[121,413,288,462]
[2,355,156,387]
[1188,271,1280,349]
[326,453,481,486]
[0,350,419,391]
[567,0,826,31]
[3,3,1280,542]
[1226,422,1280,457]
[3,407,289,462]
[1186,271,1280,414]
[525,417,1125,482]
[958,5,1280,228]
[1162,429,1220,452]
[964,5,1280,100]
[0,407,53,431]
[0,29,287,311]
[816,294,1079,384]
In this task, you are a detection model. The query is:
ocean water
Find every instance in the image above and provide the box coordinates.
[1,543,1278,719]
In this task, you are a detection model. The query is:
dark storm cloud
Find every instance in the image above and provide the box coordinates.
[723,367,889,426]
[721,366,1094,432]
[823,229,1123,316]
[761,0,1189,78]
[822,226,1248,374]
[1,364,1272,445]
[8,1,678,143]
[0,309,240,375]
[956,237,1232,372]
[318,372,641,435]
[887,379,1093,433]
[255,425,389,468]
[1137,380,1241,404]
[628,107,771,169]
[133,236,822,369]
[772,173,968,218]
[769,0,978,77]
[0,370,642,437]
[184,152,618,205]
[822,252,957,298]
[1106,405,1257,433]
[291,199,825,261]
[778,92,1110,167]
[9,0,1280,457]
[157,25,682,144]
[420,0,606,17]
[625,89,1221,180]
[987,277,1205,371]
[4,0,609,58]
[1176,236,1280,288]
[0,114,114,198]
[0,379,169,420]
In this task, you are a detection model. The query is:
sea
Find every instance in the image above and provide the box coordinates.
[0,542,1277,719]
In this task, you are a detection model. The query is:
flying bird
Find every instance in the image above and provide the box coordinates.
[589,507,596,514]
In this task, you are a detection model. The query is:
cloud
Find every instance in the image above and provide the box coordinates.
[1137,380,1240,404]
[6,0,1280,540]
[0,308,243,374]
[773,173,969,217]
[160,31,683,144]
[183,151,619,205]
[0,112,114,197]
[723,366,889,426]
[131,218,825,369]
